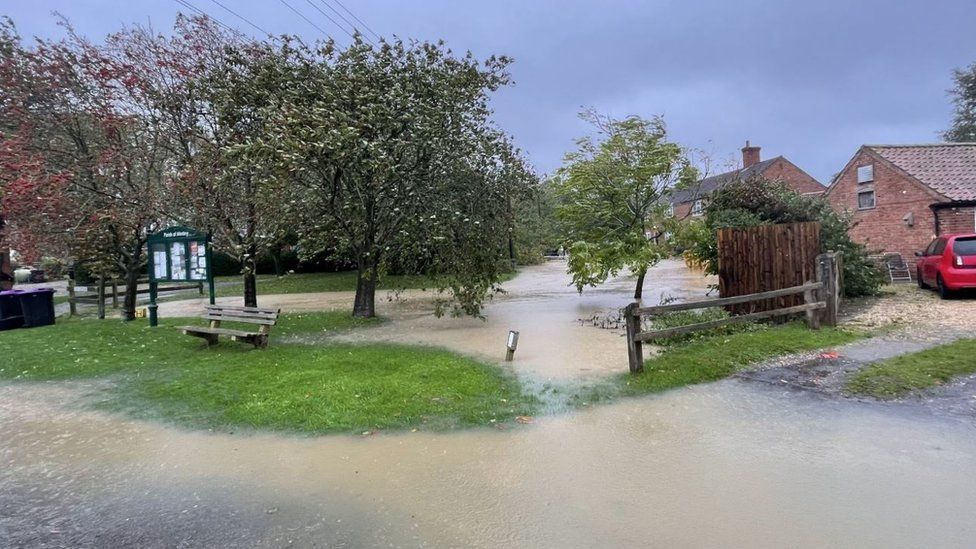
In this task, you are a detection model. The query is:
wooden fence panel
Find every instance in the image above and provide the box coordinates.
[717,222,821,314]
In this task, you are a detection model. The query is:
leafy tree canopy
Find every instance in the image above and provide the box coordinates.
[677,176,885,298]
[553,111,696,299]
[945,61,976,142]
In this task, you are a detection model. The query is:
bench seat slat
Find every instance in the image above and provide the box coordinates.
[206,305,280,315]
[205,310,279,320]
[201,314,276,325]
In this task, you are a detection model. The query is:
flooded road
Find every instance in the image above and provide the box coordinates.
[338,259,712,380]
[5,261,976,547]
[3,380,975,548]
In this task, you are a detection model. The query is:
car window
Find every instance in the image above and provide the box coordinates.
[932,238,947,256]
[924,239,940,256]
[953,237,976,256]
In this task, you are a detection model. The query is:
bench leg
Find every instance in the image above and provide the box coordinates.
[204,333,219,346]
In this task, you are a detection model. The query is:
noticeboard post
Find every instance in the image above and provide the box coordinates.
[147,226,215,327]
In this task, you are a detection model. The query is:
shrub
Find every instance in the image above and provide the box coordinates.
[677,177,885,297]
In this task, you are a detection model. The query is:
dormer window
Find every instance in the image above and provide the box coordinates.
[691,200,704,216]
[857,164,874,183]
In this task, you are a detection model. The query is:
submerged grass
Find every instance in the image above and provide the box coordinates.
[847,338,976,399]
[0,314,535,434]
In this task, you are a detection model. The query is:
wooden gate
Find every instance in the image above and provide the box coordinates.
[717,222,821,314]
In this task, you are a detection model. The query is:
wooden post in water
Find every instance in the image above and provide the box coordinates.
[96,276,106,320]
[816,252,840,327]
[624,302,644,374]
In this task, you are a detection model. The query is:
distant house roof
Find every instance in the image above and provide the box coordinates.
[866,143,976,202]
[668,157,781,205]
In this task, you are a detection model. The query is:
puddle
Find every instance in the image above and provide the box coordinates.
[2,381,975,547]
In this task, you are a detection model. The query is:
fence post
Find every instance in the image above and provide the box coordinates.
[803,283,821,330]
[96,277,106,320]
[68,277,77,317]
[816,253,840,327]
[624,302,644,374]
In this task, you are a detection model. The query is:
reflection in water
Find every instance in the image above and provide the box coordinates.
[2,380,975,548]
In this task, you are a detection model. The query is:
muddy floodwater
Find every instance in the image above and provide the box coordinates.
[3,381,976,548]
[4,261,976,548]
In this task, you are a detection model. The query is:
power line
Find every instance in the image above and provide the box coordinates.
[208,0,272,37]
[171,0,246,38]
[303,0,361,43]
[317,0,375,43]
[278,0,334,41]
[326,0,381,42]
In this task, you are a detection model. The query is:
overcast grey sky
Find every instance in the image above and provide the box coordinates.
[6,1,976,183]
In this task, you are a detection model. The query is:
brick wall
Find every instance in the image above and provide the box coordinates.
[936,206,976,235]
[673,201,701,220]
[762,157,826,195]
[827,149,939,266]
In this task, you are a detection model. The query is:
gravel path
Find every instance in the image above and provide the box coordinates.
[738,283,976,420]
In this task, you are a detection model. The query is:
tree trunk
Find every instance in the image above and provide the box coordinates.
[120,245,143,321]
[633,270,646,301]
[242,246,258,308]
[271,247,283,277]
[352,259,378,318]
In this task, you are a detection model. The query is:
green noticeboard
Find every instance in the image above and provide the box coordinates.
[147,226,215,326]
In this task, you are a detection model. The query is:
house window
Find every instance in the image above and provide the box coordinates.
[666,204,674,217]
[857,189,876,210]
[691,200,704,216]
[857,164,874,183]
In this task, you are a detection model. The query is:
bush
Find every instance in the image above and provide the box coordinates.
[677,177,885,297]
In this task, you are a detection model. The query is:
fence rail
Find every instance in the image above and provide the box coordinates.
[68,277,204,319]
[623,252,840,374]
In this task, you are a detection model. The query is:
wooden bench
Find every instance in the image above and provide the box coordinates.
[179,304,281,348]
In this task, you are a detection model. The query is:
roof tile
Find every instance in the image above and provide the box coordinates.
[868,144,976,202]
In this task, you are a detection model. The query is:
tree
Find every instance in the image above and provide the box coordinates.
[106,16,287,308]
[678,176,885,298]
[553,111,695,300]
[0,18,168,320]
[945,62,976,142]
[244,37,531,317]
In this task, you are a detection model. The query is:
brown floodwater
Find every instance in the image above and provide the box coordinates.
[334,259,714,380]
[5,261,976,547]
[2,381,975,548]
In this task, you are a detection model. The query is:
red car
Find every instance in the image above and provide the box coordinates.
[916,234,976,298]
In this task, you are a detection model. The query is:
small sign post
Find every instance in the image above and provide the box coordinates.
[505,330,520,361]
[147,226,215,327]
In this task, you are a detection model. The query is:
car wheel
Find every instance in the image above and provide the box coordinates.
[937,274,952,299]
[917,268,928,289]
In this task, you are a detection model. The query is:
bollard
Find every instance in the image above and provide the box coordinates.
[505,330,519,361]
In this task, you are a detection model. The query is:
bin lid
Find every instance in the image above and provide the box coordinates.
[15,288,55,295]
[0,289,24,296]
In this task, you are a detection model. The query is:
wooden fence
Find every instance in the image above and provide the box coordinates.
[68,277,203,319]
[717,221,821,314]
[623,252,840,374]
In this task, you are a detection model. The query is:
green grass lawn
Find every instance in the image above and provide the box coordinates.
[0,315,535,434]
[621,323,863,395]
[846,338,976,399]
[214,270,517,297]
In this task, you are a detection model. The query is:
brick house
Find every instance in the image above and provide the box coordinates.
[825,143,976,267]
[669,142,824,218]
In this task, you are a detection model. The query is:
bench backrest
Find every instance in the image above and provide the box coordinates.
[203,304,280,326]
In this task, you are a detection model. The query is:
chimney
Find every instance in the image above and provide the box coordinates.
[741,140,761,168]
